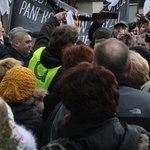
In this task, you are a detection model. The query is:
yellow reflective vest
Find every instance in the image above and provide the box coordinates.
[28,47,61,90]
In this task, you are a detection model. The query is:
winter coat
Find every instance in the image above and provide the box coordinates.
[1,45,31,67]
[8,88,47,147]
[117,75,150,132]
[40,75,150,147]
[48,117,150,150]
[6,101,37,150]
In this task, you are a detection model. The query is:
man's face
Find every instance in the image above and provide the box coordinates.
[2,27,5,35]
[16,34,33,56]
[113,25,129,37]
[137,37,150,48]
[131,27,139,35]
[140,23,149,34]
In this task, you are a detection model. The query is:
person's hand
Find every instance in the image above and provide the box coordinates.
[133,14,141,24]
[55,11,67,21]
[128,32,137,47]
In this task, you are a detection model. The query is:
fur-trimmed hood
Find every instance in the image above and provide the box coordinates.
[32,88,48,114]
[137,134,149,150]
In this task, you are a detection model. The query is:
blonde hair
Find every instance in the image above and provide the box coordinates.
[129,50,150,88]
[0,58,22,82]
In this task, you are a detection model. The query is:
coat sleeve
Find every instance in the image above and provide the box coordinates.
[88,21,103,42]
[33,16,60,51]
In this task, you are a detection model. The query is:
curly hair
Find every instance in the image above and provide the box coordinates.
[57,62,119,123]
[62,44,93,70]
[48,24,79,51]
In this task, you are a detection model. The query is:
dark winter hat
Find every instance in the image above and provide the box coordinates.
[114,21,129,28]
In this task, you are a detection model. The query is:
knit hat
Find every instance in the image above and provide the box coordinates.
[0,66,36,103]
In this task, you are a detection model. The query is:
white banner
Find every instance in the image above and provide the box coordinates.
[143,0,150,16]
[106,0,120,10]
[0,0,10,15]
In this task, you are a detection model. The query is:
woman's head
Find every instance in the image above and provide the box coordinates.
[62,44,93,70]
[58,62,119,123]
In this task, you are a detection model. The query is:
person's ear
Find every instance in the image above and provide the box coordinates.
[128,61,133,74]
[13,40,19,47]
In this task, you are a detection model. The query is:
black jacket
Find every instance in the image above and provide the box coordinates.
[49,117,150,150]
[8,96,43,147]
[40,75,150,147]
[1,45,31,67]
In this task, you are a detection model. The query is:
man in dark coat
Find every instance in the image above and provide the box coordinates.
[1,27,33,67]
[94,38,150,131]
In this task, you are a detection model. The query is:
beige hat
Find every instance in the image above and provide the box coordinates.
[114,21,129,28]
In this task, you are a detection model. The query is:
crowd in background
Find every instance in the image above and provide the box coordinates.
[1,9,150,150]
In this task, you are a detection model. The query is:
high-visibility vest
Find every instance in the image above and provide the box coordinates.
[28,47,61,90]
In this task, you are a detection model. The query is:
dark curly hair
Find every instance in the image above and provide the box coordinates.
[57,62,119,123]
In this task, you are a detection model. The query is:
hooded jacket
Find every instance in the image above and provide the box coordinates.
[29,16,63,92]
[28,16,63,120]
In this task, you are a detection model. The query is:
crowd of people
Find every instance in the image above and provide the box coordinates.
[1,9,150,150]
